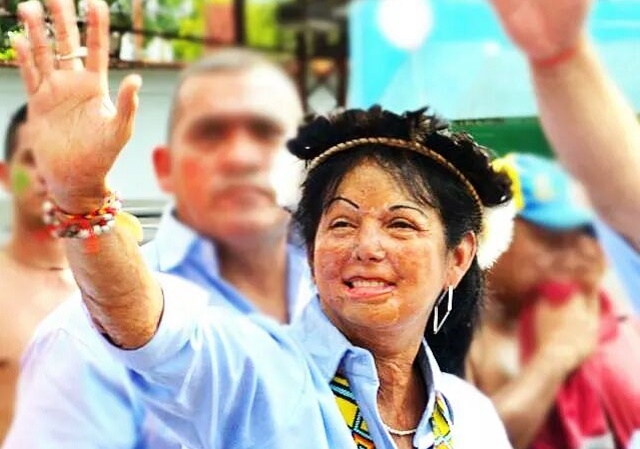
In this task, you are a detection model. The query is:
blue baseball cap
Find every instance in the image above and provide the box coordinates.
[503,153,594,230]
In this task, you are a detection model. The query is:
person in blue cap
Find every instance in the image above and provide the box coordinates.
[484,154,603,316]
[467,153,640,449]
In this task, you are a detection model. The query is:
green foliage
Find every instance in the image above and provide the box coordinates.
[144,0,189,34]
[0,0,299,62]
[0,25,22,62]
[171,1,204,61]
[0,47,16,62]
[247,0,296,51]
[0,0,23,60]
[107,0,134,28]
[246,1,278,48]
[172,14,204,62]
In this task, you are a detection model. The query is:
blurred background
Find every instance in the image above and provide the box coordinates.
[1,0,639,243]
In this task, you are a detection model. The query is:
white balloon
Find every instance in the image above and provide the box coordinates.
[377,0,433,51]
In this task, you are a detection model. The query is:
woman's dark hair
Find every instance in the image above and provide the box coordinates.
[288,106,512,377]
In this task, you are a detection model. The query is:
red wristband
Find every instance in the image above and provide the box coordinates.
[530,45,578,69]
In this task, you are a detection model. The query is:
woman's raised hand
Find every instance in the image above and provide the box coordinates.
[13,0,141,213]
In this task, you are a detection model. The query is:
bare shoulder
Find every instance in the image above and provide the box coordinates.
[0,249,33,305]
[0,247,28,279]
[0,248,12,273]
[467,321,520,395]
[0,249,16,302]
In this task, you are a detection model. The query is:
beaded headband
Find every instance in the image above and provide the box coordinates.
[307,136,483,214]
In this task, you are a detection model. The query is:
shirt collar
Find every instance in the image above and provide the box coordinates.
[152,205,313,321]
[292,297,454,441]
[293,297,446,391]
[291,297,353,382]
[153,205,307,274]
[153,204,214,273]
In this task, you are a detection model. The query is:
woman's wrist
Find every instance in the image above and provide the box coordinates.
[529,34,590,71]
[50,183,111,215]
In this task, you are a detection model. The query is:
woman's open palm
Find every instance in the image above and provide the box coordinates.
[14,0,141,211]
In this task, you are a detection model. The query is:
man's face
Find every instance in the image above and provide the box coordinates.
[156,68,302,244]
[1,123,48,227]
[488,219,605,309]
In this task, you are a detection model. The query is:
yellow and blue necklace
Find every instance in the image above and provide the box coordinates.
[330,373,453,448]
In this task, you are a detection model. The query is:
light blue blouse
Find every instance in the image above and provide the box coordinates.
[98,274,513,449]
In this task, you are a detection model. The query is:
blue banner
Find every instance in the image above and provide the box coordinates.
[348,0,640,119]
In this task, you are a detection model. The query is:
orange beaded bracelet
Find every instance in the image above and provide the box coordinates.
[43,191,143,252]
[43,191,122,239]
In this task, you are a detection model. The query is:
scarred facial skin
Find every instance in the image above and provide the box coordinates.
[312,160,475,347]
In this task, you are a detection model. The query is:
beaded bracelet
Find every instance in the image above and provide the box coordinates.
[43,191,123,240]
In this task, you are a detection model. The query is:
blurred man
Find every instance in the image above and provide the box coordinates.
[467,154,640,449]
[4,49,313,448]
[0,104,76,441]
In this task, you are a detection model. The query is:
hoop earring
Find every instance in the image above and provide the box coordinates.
[433,285,453,334]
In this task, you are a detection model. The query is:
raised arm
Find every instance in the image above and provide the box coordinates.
[489,0,640,247]
[14,0,160,348]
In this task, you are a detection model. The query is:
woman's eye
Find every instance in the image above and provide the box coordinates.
[389,219,416,229]
[329,219,353,229]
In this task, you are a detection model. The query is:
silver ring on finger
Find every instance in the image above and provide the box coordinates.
[56,46,88,62]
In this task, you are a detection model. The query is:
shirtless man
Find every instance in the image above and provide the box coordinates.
[0,104,76,440]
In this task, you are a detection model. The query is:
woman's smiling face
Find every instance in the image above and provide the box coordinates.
[312,159,458,338]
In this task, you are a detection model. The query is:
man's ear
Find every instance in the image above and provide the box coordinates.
[0,161,10,193]
[152,145,174,193]
[447,231,477,288]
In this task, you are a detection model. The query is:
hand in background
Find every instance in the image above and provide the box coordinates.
[488,0,592,61]
[533,287,600,374]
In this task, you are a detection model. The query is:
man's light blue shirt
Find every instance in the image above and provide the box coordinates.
[96,274,512,449]
[142,206,312,320]
[3,206,313,449]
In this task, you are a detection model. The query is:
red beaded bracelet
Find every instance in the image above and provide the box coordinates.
[42,191,143,253]
[43,191,122,240]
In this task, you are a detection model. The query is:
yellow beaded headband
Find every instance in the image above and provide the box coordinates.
[306,136,483,214]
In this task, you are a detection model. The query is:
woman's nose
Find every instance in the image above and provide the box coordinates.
[353,223,386,262]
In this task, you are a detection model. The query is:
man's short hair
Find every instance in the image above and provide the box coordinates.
[4,104,28,162]
[167,48,297,141]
